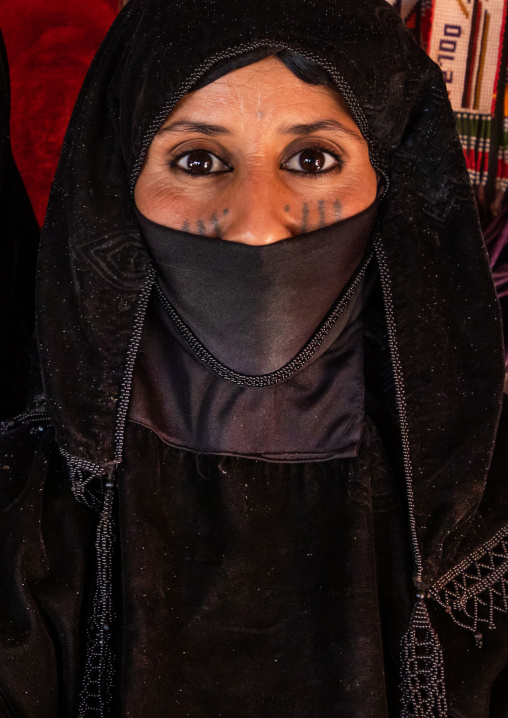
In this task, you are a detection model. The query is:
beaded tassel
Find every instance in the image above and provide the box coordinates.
[400,594,448,717]
[68,270,153,715]
[77,471,116,718]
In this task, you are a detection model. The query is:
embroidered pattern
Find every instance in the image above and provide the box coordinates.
[400,598,448,717]
[61,449,107,513]
[429,523,508,645]
[0,396,50,436]
[72,230,150,293]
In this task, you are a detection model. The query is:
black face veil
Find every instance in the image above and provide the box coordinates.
[33,0,505,712]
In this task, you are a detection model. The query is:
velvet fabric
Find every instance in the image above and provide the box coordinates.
[1,417,412,717]
[1,0,508,716]
[0,0,118,226]
[1,408,508,717]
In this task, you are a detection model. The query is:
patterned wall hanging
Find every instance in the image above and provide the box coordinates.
[387,0,434,49]
[389,0,508,192]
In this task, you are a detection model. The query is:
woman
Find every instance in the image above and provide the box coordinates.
[1,0,507,716]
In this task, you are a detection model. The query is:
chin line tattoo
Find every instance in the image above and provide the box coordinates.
[301,202,309,232]
[318,200,326,228]
[334,199,342,220]
[211,212,222,238]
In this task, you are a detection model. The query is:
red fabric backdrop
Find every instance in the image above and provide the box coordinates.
[0,0,118,225]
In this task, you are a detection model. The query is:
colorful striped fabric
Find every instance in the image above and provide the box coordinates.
[388,0,508,190]
[386,0,434,49]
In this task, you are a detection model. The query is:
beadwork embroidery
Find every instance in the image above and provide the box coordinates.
[61,449,106,512]
[429,523,508,646]
[0,396,50,436]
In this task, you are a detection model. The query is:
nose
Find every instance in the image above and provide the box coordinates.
[221,170,298,245]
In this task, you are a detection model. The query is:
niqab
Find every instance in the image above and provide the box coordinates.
[132,201,378,460]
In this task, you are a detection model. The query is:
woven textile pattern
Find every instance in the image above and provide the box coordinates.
[389,0,508,189]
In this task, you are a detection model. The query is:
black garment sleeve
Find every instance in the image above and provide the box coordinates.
[0,422,95,717]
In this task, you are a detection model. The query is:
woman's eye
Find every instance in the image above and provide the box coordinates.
[284,148,340,174]
[174,149,229,175]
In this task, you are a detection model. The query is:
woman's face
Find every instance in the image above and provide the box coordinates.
[135,56,377,245]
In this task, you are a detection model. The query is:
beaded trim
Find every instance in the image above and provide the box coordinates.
[0,396,50,436]
[60,448,106,513]
[113,267,156,463]
[373,231,423,580]
[155,249,373,387]
[429,523,508,647]
[77,471,116,718]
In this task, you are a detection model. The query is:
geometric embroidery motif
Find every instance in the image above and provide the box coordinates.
[429,524,508,646]
[72,230,149,292]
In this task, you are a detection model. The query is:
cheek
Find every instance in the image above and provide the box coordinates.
[285,160,377,230]
[324,150,378,219]
[337,161,378,215]
[134,167,213,228]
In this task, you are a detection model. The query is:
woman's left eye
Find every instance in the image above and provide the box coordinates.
[283,147,341,174]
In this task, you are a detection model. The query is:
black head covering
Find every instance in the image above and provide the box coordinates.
[36,0,504,590]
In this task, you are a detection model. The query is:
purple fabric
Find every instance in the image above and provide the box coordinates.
[484,204,508,364]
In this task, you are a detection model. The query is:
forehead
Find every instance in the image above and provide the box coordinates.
[166,56,352,125]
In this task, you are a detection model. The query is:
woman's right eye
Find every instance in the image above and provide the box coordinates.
[174,149,230,175]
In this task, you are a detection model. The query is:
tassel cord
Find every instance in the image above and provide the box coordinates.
[77,472,116,718]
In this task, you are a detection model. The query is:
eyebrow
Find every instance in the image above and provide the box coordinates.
[157,121,231,136]
[277,119,365,143]
[157,117,365,143]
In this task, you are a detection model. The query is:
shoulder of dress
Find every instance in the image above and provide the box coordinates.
[0,399,57,510]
